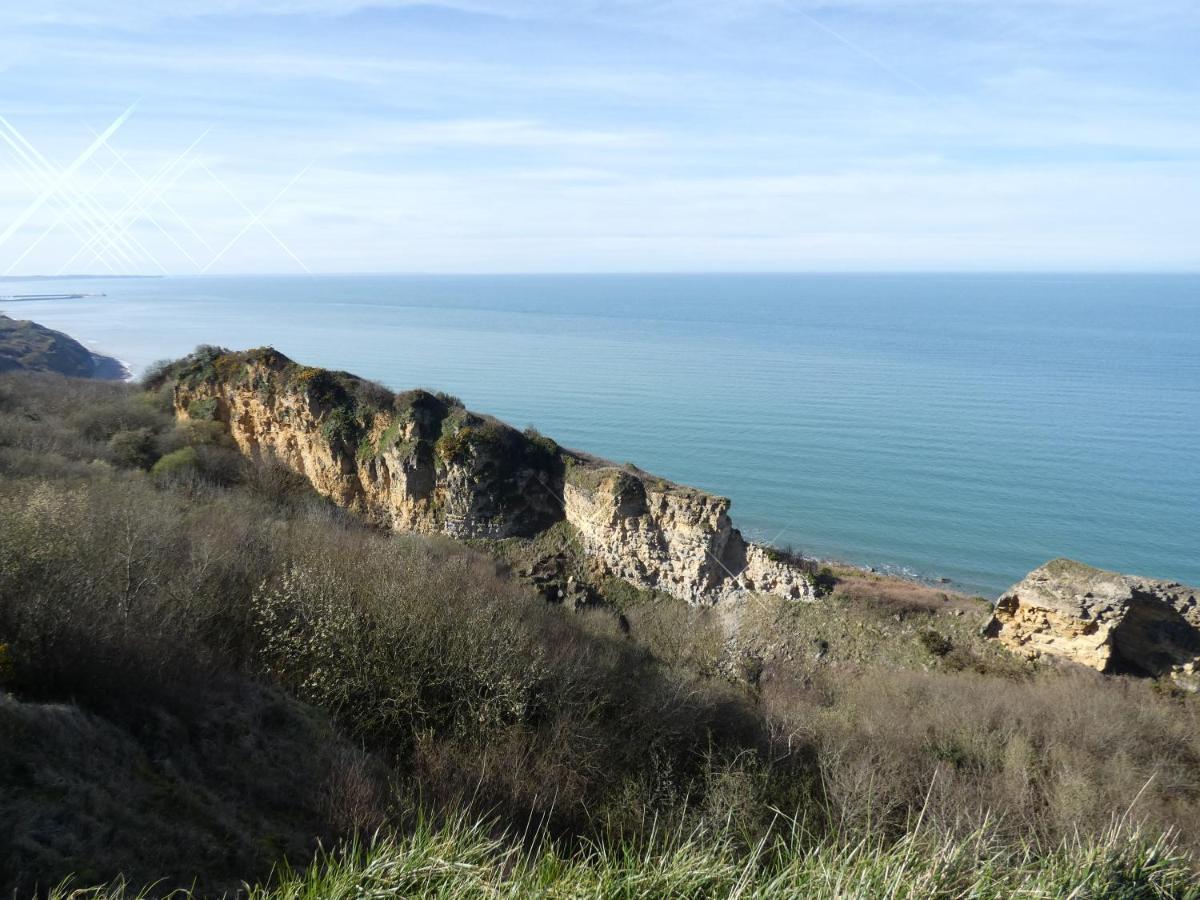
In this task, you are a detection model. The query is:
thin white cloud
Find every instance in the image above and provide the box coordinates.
[2,0,1197,273]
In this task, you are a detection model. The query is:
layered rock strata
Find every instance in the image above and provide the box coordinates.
[170,346,814,603]
[984,559,1200,681]
[563,466,812,602]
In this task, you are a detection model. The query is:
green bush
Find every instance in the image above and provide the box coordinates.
[150,445,199,477]
[919,628,954,657]
[252,560,548,747]
[108,427,159,470]
[186,396,219,421]
[319,406,364,450]
[68,395,168,441]
[809,566,837,597]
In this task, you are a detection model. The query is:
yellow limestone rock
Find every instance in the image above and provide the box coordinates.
[984,559,1200,681]
[563,465,814,603]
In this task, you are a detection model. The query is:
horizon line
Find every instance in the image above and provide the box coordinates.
[5,269,1200,280]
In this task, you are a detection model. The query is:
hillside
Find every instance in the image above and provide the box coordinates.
[0,314,127,379]
[1,353,1198,897]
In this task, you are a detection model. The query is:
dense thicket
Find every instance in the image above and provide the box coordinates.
[1,369,1197,896]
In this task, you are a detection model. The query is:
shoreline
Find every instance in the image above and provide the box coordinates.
[818,554,988,601]
[821,559,989,613]
[90,351,133,382]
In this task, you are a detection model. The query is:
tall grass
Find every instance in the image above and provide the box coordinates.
[50,813,1200,899]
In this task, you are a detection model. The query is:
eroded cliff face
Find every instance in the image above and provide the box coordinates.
[173,348,561,539]
[984,559,1200,683]
[563,466,813,602]
[170,347,815,604]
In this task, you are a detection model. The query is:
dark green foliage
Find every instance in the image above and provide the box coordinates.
[810,566,837,597]
[523,425,559,458]
[436,420,512,464]
[151,445,200,477]
[138,358,176,389]
[294,366,353,408]
[765,544,794,564]
[319,405,364,451]
[394,388,450,419]
[186,396,219,421]
[919,628,954,657]
[108,427,158,469]
[156,343,230,389]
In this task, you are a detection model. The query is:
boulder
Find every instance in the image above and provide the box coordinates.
[983,558,1200,682]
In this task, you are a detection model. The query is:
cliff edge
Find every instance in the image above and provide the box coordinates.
[167,346,815,603]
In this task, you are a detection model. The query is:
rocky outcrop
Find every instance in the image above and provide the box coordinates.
[564,466,813,602]
[169,346,815,604]
[984,559,1200,682]
[173,348,561,539]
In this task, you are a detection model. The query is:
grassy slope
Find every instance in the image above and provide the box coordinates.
[2,360,1199,898]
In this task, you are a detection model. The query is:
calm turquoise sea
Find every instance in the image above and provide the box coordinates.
[5,273,1198,596]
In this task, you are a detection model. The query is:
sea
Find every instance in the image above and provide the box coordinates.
[3,272,1197,597]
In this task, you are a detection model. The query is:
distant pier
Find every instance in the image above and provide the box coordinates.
[0,293,106,301]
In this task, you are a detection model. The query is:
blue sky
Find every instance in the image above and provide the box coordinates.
[1,1,1198,274]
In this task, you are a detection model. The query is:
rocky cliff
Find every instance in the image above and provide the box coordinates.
[984,559,1200,683]
[169,346,815,603]
[563,465,813,602]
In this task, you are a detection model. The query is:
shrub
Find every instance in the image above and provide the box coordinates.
[252,560,548,748]
[151,445,199,478]
[919,628,954,657]
[108,427,159,470]
[353,378,394,412]
[319,406,363,450]
[138,357,176,390]
[809,566,837,597]
[68,395,168,441]
[760,665,1200,849]
[186,396,219,421]
[524,426,558,455]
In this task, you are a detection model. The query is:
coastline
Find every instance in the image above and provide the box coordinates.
[778,547,988,602]
[6,273,1196,597]
[0,312,132,382]
[90,351,133,382]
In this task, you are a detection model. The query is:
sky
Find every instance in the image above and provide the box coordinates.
[1,1,1198,274]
